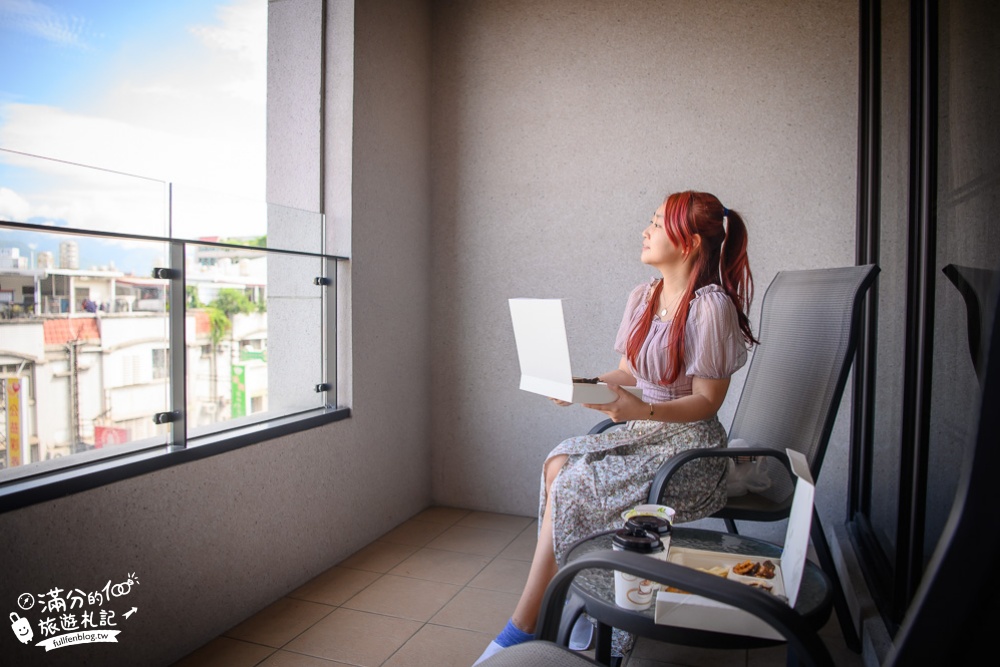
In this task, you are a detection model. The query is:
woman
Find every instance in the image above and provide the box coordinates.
[475,190,758,665]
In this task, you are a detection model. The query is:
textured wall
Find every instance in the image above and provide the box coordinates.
[0,1,434,665]
[334,0,434,552]
[428,0,859,537]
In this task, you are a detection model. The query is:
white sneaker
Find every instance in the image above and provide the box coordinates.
[472,640,504,665]
[568,614,594,651]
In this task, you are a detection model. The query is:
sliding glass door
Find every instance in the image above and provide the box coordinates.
[850,0,1000,629]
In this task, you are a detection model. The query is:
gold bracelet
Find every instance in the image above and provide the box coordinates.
[648,402,654,418]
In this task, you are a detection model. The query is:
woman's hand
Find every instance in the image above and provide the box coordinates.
[582,383,645,422]
[549,397,572,407]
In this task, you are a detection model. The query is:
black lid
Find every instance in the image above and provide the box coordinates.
[611,527,663,554]
[625,515,672,536]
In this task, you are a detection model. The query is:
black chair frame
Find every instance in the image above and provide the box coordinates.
[534,550,835,667]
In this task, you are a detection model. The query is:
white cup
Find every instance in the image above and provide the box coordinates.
[611,528,664,610]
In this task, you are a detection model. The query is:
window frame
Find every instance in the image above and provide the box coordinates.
[0,217,349,514]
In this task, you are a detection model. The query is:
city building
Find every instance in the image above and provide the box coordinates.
[1,251,267,466]
[58,240,78,269]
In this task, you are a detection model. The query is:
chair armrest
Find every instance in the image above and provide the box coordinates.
[536,550,833,667]
[647,447,793,505]
[588,418,625,435]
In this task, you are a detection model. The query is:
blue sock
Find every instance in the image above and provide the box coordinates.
[494,618,534,648]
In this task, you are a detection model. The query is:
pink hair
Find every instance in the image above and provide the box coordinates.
[627,191,758,384]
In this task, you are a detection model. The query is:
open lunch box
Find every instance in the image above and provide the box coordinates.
[653,449,815,640]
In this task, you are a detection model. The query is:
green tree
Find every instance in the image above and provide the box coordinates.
[210,288,256,372]
[210,288,255,318]
[206,306,230,345]
[186,285,203,309]
[204,305,231,412]
[218,235,266,247]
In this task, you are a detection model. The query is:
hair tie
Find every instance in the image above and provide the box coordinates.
[722,206,730,219]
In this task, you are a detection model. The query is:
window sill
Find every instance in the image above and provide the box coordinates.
[0,406,350,514]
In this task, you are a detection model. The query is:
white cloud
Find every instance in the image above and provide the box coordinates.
[0,103,232,187]
[0,0,91,49]
[124,83,191,101]
[0,185,31,221]
[0,149,166,234]
[190,0,265,64]
[188,0,267,105]
[0,133,267,239]
[0,0,266,204]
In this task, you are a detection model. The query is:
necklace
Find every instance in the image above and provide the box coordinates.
[658,289,684,319]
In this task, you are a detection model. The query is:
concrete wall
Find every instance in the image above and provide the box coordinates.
[428,0,859,545]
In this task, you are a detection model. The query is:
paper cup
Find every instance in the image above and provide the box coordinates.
[624,515,672,591]
[612,543,657,610]
[611,528,663,611]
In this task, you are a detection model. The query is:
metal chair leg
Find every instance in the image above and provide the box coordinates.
[810,508,862,653]
[595,621,613,665]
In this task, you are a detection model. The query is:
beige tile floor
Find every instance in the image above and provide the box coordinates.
[171,507,863,667]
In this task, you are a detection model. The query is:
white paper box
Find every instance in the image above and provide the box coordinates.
[654,448,816,640]
[509,298,642,404]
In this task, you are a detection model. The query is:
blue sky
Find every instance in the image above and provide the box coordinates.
[0,1,215,109]
[0,0,267,248]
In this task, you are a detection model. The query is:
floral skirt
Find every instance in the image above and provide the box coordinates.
[539,417,729,656]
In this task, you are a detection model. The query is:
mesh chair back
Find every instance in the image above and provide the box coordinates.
[728,265,878,504]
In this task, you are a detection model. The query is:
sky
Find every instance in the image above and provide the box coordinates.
[0,0,267,255]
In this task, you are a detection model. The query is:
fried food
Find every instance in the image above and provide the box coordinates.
[664,565,729,594]
[731,559,777,579]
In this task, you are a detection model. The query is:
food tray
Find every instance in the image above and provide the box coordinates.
[664,546,785,598]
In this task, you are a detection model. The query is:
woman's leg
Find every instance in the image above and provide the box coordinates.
[474,454,570,665]
[510,453,567,632]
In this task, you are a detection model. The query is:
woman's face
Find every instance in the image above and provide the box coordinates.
[641,203,685,268]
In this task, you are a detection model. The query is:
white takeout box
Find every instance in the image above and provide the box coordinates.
[653,448,816,640]
[508,297,642,404]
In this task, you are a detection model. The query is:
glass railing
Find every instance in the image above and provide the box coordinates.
[0,148,169,239]
[0,149,340,481]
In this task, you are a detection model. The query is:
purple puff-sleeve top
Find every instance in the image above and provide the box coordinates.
[613,281,748,403]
